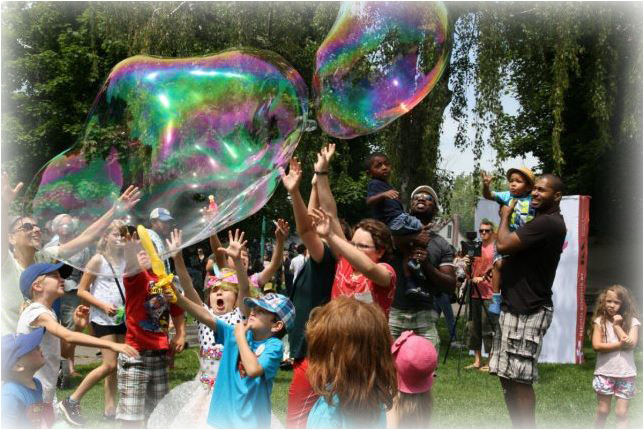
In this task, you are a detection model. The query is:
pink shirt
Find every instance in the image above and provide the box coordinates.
[471,242,494,299]
[594,317,640,378]
[331,257,396,316]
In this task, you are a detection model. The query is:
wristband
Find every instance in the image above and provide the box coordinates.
[314,171,329,175]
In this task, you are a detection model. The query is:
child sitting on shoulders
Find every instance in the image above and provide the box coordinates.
[2,328,49,428]
[387,330,437,428]
[365,152,432,302]
[16,262,138,426]
[174,243,295,429]
[306,297,397,428]
[481,167,535,314]
[591,284,639,428]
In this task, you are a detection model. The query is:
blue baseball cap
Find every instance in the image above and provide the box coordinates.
[244,293,296,332]
[19,262,71,299]
[149,208,174,222]
[1,328,45,379]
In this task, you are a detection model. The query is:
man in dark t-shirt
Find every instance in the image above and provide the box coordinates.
[489,174,567,428]
[388,185,456,356]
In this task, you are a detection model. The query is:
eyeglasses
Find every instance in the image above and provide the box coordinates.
[13,222,39,233]
[413,193,433,201]
[351,242,376,250]
[479,229,492,234]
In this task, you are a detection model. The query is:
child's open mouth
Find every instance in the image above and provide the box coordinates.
[216,299,225,308]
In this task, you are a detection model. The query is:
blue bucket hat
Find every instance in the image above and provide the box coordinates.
[19,262,71,299]
[244,293,296,332]
[1,328,45,379]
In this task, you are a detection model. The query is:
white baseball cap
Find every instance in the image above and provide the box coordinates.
[149,208,174,222]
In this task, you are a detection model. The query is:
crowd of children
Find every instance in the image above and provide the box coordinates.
[1,147,640,429]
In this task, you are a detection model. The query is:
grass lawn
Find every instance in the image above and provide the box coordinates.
[57,318,642,428]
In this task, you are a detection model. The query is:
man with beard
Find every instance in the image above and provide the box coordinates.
[388,185,456,355]
[489,174,567,428]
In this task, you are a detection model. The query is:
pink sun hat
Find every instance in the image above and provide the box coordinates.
[391,330,437,394]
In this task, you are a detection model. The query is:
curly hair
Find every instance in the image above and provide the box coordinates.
[592,284,637,338]
[353,218,393,261]
[306,297,397,426]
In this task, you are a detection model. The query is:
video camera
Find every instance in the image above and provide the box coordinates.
[460,231,482,258]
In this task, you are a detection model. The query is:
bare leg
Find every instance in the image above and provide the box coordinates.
[103,334,124,415]
[473,350,482,367]
[595,394,611,428]
[614,397,629,429]
[70,334,118,403]
[500,377,536,428]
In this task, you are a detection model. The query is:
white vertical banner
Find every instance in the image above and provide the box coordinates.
[474,196,588,364]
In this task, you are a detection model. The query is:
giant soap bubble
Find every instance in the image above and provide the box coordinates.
[314,1,450,139]
[25,48,309,275]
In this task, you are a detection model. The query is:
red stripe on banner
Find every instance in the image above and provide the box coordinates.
[575,196,591,364]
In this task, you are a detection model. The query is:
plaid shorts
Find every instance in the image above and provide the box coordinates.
[389,307,440,352]
[489,307,553,384]
[116,350,169,421]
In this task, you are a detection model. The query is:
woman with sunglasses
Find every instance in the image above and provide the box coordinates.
[1,175,140,336]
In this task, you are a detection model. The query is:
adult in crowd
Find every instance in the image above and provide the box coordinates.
[289,243,307,282]
[45,214,92,385]
[280,157,338,428]
[464,219,495,371]
[1,173,140,336]
[489,174,567,428]
[388,185,456,355]
[281,249,294,296]
[147,208,186,357]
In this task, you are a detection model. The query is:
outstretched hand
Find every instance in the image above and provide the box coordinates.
[72,305,90,331]
[274,219,290,241]
[217,229,247,262]
[314,143,336,173]
[2,172,23,206]
[114,185,142,213]
[309,208,332,238]
[165,229,183,259]
[480,171,493,188]
[280,157,302,193]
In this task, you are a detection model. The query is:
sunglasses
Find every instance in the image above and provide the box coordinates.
[413,193,433,201]
[13,222,39,233]
[479,229,492,233]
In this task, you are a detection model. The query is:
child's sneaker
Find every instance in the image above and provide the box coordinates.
[59,396,85,427]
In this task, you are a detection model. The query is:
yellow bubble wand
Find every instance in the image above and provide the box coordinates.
[136,225,177,303]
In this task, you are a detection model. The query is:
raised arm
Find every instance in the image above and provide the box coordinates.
[2,172,24,264]
[208,232,227,272]
[166,229,203,307]
[311,208,392,287]
[312,144,346,241]
[56,186,141,260]
[481,171,494,201]
[216,229,251,315]
[280,158,326,262]
[256,219,290,286]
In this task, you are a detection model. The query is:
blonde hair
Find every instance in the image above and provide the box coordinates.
[306,297,397,426]
[96,220,126,256]
[393,391,433,428]
[592,284,637,338]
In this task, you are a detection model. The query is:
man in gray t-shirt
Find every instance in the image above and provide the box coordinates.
[388,185,456,356]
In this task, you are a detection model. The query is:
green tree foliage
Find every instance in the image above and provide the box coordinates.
[2,2,641,241]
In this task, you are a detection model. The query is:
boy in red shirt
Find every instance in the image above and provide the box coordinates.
[116,243,185,427]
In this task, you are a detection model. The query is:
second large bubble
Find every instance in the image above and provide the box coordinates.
[314,1,450,139]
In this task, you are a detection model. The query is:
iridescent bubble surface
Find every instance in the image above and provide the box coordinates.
[26,48,308,275]
[314,1,450,139]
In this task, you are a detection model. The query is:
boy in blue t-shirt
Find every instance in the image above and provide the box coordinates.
[1,328,49,428]
[365,152,434,302]
[176,286,295,428]
[482,167,536,314]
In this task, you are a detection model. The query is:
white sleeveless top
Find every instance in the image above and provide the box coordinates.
[89,255,126,326]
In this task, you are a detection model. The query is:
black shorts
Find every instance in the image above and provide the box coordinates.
[91,322,127,337]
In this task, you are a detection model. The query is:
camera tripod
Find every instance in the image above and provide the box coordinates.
[442,269,496,376]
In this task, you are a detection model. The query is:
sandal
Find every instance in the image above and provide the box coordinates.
[464,363,480,370]
[479,365,490,372]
